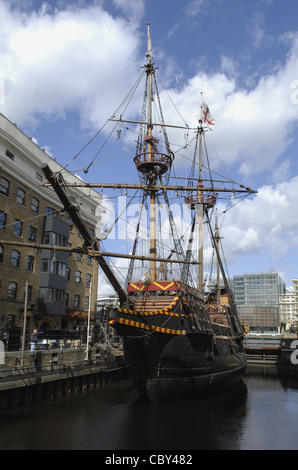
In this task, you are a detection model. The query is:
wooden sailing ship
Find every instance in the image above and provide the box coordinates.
[40,25,256,403]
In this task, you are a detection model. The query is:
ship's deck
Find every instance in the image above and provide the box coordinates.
[130,297,177,312]
[127,296,230,327]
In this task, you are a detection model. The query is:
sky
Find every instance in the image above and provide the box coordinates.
[1,0,298,294]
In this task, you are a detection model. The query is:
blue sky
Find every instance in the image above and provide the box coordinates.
[1,0,298,293]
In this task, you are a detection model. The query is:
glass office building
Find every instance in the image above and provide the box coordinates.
[233,273,285,306]
[232,273,286,332]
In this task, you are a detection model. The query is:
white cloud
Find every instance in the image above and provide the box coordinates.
[218,176,298,265]
[98,254,130,297]
[272,159,292,183]
[185,0,207,18]
[30,135,53,156]
[220,55,239,79]
[1,0,298,289]
[0,1,143,128]
[248,12,273,49]
[110,0,145,22]
[1,1,298,183]
[156,32,298,180]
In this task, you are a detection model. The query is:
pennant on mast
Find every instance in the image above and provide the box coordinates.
[201,100,215,126]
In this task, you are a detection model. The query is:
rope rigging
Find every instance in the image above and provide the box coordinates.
[35,41,256,304]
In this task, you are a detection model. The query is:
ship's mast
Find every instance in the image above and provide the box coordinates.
[197,119,204,292]
[35,23,257,317]
[146,23,157,282]
[215,209,221,305]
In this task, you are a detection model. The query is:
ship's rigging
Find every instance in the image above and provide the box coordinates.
[0,23,260,403]
[36,23,257,303]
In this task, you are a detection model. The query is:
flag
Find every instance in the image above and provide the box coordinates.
[201,100,215,126]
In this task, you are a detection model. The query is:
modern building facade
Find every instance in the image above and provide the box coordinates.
[292,279,298,328]
[232,273,286,332]
[279,289,296,331]
[232,273,285,306]
[0,113,105,342]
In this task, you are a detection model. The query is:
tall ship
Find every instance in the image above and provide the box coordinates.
[42,25,256,403]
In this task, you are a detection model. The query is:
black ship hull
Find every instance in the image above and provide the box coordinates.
[114,316,247,403]
[124,335,246,403]
[145,361,246,404]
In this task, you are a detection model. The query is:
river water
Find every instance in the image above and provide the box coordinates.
[0,367,298,451]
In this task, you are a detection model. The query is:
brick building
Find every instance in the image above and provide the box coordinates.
[0,113,104,343]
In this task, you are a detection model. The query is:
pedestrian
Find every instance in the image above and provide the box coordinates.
[2,330,8,349]
[30,329,38,351]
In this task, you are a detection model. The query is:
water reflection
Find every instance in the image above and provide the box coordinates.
[0,369,297,450]
[121,380,248,450]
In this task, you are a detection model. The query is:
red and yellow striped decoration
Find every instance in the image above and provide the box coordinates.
[118,296,180,316]
[243,325,250,335]
[127,281,177,292]
[111,317,186,336]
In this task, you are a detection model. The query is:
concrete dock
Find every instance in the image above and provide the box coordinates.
[0,345,127,409]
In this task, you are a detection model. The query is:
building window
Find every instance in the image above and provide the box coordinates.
[0,211,6,230]
[74,294,80,308]
[51,289,64,303]
[38,287,65,304]
[17,188,25,206]
[45,207,54,216]
[11,250,20,267]
[43,232,66,247]
[0,177,10,196]
[75,270,81,283]
[55,262,67,277]
[86,273,91,287]
[45,207,59,218]
[84,296,90,309]
[31,197,39,214]
[28,226,37,242]
[41,259,67,277]
[48,287,54,302]
[41,260,48,272]
[65,292,69,307]
[26,255,35,272]
[43,232,50,244]
[14,219,22,237]
[38,287,47,302]
[26,285,32,302]
[8,282,17,299]
[5,149,14,160]
[55,234,66,247]
[0,244,3,263]
[67,218,73,231]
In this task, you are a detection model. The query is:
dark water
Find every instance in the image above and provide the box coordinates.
[0,368,298,451]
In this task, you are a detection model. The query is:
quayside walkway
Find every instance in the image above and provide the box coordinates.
[0,345,127,409]
[244,333,282,365]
